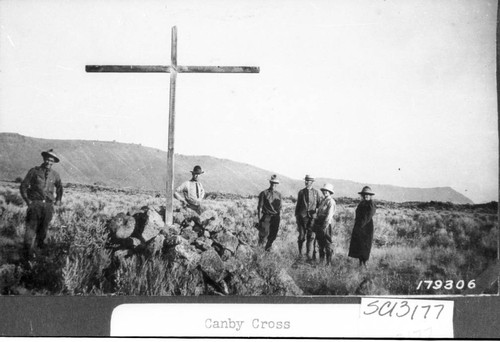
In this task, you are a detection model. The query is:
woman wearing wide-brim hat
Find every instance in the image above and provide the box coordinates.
[311,183,337,265]
[348,186,377,267]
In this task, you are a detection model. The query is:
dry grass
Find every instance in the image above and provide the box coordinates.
[0,181,497,295]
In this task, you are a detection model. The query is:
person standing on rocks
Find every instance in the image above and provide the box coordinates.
[312,183,336,265]
[295,175,322,259]
[257,175,282,252]
[174,165,205,215]
[20,149,63,261]
[348,186,377,267]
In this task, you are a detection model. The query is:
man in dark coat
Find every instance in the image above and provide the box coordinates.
[295,175,321,259]
[20,149,63,261]
[257,175,282,251]
[348,186,377,267]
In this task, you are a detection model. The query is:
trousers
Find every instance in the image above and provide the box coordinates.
[24,201,54,258]
[258,214,280,251]
[296,215,316,257]
[313,219,333,263]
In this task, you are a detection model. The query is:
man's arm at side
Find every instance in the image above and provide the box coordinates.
[294,190,302,217]
[55,173,63,205]
[257,191,264,221]
[19,169,33,205]
[199,182,205,200]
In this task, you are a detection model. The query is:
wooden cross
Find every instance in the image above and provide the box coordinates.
[86,26,259,225]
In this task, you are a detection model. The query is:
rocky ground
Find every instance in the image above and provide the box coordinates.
[0,205,303,296]
[107,205,303,296]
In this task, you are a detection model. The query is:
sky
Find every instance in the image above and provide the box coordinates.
[0,0,498,203]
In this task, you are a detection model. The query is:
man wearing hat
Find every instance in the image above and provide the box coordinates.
[20,149,63,260]
[348,186,377,267]
[174,165,205,214]
[295,175,322,259]
[312,183,337,265]
[256,175,282,251]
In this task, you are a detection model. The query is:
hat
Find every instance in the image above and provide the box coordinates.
[321,183,335,194]
[191,165,204,175]
[41,149,60,163]
[358,186,375,195]
[304,175,315,181]
[269,175,280,184]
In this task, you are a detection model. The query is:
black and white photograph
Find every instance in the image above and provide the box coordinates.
[0,0,498,307]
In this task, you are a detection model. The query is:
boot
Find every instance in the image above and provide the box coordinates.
[305,238,312,259]
[298,241,303,256]
[325,252,332,266]
[319,250,325,265]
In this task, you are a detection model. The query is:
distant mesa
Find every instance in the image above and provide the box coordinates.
[0,133,473,204]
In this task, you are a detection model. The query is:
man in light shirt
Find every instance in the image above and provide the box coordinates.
[312,183,337,265]
[174,165,205,214]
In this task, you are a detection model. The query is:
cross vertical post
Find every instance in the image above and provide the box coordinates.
[85,26,259,225]
[166,26,178,225]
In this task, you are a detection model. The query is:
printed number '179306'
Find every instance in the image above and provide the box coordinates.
[362,300,445,320]
[416,279,476,290]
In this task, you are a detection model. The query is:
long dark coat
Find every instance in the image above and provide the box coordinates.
[348,200,376,261]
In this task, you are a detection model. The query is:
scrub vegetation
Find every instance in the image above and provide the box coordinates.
[0,181,497,295]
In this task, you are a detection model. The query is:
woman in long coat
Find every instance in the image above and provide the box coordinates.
[348,186,377,267]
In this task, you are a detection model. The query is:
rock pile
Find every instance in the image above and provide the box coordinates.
[107,206,303,296]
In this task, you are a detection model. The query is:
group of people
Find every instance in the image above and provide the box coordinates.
[20,149,377,267]
[256,174,376,266]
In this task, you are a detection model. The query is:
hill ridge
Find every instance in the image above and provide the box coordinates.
[0,133,473,204]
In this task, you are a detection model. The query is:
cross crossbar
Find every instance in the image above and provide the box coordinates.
[86,65,259,73]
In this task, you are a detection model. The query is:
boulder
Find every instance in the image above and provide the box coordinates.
[223,258,243,273]
[173,212,185,224]
[191,219,206,237]
[160,224,181,237]
[108,212,135,240]
[168,243,201,265]
[229,270,267,296]
[145,234,165,256]
[277,269,303,296]
[213,231,239,254]
[181,227,198,244]
[204,222,222,233]
[235,244,255,262]
[211,243,224,256]
[113,249,132,261]
[146,204,162,214]
[193,237,213,251]
[222,216,236,229]
[199,248,225,283]
[124,237,142,249]
[221,249,233,261]
[200,210,221,233]
[167,260,206,294]
[206,279,229,296]
[165,235,188,247]
[200,209,218,222]
[133,208,165,242]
